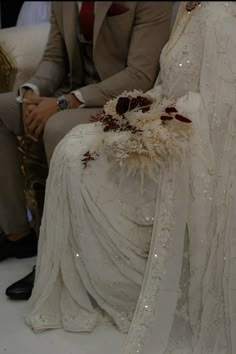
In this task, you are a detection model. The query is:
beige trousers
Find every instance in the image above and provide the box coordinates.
[0,91,99,234]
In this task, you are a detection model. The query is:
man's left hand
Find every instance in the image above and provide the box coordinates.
[23,94,81,139]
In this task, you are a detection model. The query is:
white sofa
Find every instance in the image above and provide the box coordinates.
[0,23,50,233]
[0,22,50,92]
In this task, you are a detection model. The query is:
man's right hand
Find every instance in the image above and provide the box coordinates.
[22,89,39,140]
[22,89,38,120]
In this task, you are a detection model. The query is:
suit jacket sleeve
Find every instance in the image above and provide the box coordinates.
[78,2,172,107]
[26,3,68,96]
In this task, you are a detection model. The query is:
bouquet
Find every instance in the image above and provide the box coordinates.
[82,90,192,179]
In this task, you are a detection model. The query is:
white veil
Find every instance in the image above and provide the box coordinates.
[123,3,236,354]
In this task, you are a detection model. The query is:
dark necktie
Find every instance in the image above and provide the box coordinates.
[79,2,95,42]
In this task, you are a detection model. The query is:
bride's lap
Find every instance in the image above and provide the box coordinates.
[51,123,101,164]
[50,121,155,252]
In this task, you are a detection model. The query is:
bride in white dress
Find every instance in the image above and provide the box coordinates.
[25,2,236,354]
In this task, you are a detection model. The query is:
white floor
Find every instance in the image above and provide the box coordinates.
[0,257,126,354]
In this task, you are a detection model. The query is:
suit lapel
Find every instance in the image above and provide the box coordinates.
[93,1,112,48]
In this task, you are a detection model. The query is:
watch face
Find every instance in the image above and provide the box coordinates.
[59,99,69,110]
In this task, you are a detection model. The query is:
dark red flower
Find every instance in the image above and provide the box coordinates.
[130,96,153,112]
[116,97,130,115]
[116,95,153,115]
[129,97,138,111]
[175,114,192,123]
[81,151,97,168]
[103,118,121,132]
[160,115,173,121]
[103,126,110,132]
[81,156,94,162]
[165,106,178,114]
[89,110,104,122]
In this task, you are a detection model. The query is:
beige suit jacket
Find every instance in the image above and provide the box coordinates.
[28,1,172,107]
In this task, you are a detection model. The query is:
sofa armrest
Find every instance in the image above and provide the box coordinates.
[0,23,50,93]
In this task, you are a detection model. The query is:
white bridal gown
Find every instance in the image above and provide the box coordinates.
[25,2,236,354]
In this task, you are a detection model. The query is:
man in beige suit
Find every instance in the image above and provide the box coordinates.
[1,1,172,299]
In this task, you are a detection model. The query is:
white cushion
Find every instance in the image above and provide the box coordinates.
[0,23,50,92]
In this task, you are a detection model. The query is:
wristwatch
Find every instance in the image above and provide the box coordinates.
[56,95,70,111]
